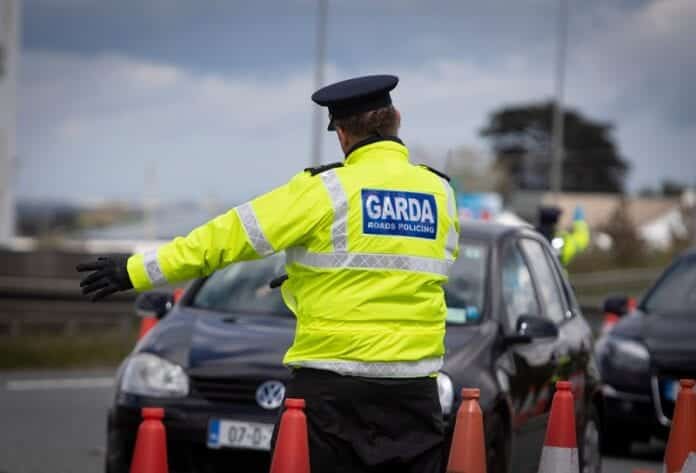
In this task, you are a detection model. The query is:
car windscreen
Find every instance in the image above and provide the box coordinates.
[443,241,488,324]
[192,254,292,316]
[192,242,488,322]
[642,255,696,316]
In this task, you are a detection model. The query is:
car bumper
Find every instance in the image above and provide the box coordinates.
[600,381,670,439]
[108,395,280,473]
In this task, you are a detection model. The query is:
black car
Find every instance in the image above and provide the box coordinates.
[596,248,696,454]
[107,222,602,473]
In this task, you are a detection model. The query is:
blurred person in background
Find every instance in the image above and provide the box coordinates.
[536,205,590,267]
[77,74,459,472]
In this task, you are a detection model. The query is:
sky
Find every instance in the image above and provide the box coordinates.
[13,0,696,204]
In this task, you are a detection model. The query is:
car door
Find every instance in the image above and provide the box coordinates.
[519,238,590,443]
[522,238,595,425]
[498,237,557,473]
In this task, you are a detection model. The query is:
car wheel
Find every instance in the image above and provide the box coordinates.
[600,428,632,457]
[105,417,129,473]
[579,405,602,473]
[486,411,510,473]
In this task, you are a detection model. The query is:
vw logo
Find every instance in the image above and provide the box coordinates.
[255,380,285,410]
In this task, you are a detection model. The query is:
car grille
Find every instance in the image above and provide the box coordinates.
[189,376,263,404]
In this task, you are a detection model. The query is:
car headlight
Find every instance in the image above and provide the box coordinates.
[121,353,189,398]
[437,372,454,415]
[605,338,650,372]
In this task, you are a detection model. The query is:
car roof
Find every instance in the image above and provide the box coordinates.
[458,221,533,243]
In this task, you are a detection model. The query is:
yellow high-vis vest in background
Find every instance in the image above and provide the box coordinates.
[127,138,459,377]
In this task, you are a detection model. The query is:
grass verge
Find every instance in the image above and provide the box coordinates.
[0,329,138,370]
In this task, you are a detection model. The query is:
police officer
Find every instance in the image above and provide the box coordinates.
[537,205,589,266]
[77,75,459,472]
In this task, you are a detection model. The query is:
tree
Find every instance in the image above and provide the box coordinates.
[479,101,629,194]
[602,199,644,266]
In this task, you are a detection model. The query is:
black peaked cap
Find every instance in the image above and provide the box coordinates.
[311,74,398,130]
[539,206,563,225]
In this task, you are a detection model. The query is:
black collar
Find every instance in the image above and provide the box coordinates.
[344,136,404,159]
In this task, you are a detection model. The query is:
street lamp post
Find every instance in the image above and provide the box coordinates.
[550,0,568,196]
[310,0,328,168]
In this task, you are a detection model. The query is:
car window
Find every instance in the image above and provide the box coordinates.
[520,239,566,324]
[444,241,488,324]
[501,241,541,329]
[643,256,696,315]
[192,254,292,316]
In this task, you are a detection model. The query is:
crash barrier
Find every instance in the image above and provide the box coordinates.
[538,381,579,473]
[269,398,310,473]
[446,388,486,473]
[130,407,168,473]
[664,379,696,473]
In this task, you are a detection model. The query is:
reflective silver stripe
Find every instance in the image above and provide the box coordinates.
[537,446,579,473]
[319,169,348,252]
[681,453,696,473]
[237,202,274,256]
[440,177,458,261]
[286,248,452,276]
[143,249,167,286]
[288,357,443,378]
[441,177,456,217]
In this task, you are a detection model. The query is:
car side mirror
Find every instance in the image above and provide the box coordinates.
[135,291,174,320]
[504,315,559,346]
[603,295,630,317]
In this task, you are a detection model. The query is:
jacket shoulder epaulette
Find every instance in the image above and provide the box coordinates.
[418,164,451,182]
[304,162,344,176]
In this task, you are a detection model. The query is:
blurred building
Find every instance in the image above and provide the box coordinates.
[510,191,690,250]
[0,0,19,245]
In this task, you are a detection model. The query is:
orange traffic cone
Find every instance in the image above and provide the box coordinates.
[138,317,158,339]
[269,398,310,473]
[664,379,696,473]
[538,381,579,473]
[446,388,486,473]
[130,407,168,473]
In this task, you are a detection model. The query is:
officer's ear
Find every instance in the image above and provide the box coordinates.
[336,126,350,153]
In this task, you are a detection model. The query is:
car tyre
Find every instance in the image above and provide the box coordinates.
[579,404,602,473]
[105,416,129,473]
[600,429,632,457]
[485,411,510,473]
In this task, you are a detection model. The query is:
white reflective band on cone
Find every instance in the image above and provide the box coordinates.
[319,169,348,252]
[286,248,452,276]
[680,453,696,473]
[537,446,579,473]
[143,249,167,286]
[289,357,443,378]
[237,202,274,256]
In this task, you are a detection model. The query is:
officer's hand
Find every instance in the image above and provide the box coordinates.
[76,255,133,302]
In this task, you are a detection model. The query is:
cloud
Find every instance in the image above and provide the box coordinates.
[17,0,696,204]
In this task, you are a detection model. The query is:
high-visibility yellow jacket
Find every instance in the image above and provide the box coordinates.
[555,219,590,267]
[127,138,459,377]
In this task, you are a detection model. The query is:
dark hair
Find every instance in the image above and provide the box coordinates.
[333,105,400,138]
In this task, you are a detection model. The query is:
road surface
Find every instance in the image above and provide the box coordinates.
[0,370,663,473]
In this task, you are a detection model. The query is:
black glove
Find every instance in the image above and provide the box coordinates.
[76,255,133,301]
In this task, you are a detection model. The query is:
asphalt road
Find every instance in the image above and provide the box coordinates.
[0,370,664,473]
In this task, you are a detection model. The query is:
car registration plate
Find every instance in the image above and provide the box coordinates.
[207,419,274,451]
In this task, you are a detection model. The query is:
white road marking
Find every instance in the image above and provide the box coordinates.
[4,377,114,391]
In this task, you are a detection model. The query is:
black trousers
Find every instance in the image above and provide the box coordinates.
[271,368,444,473]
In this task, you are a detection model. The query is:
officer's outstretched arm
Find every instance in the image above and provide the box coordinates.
[77,171,329,299]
